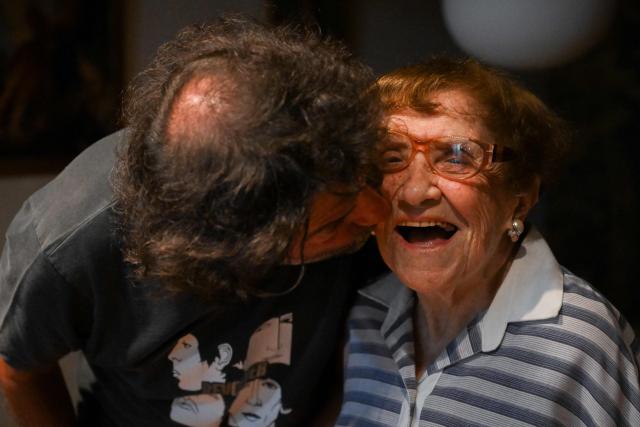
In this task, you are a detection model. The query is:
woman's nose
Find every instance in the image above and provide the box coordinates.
[395,154,442,208]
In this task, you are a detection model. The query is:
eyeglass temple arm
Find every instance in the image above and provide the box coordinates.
[490,145,515,163]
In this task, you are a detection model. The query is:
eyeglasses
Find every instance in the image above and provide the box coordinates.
[377,129,513,182]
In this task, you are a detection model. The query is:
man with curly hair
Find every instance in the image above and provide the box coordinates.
[0,17,388,426]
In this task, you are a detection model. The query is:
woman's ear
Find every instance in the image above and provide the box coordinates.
[514,176,541,220]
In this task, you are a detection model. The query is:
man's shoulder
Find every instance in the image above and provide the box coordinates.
[22,130,127,252]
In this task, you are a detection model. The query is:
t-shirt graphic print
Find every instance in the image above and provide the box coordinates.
[168,313,293,427]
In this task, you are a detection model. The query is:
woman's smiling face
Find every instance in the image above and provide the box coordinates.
[375,89,524,299]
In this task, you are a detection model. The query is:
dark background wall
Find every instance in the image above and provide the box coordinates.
[1,0,639,329]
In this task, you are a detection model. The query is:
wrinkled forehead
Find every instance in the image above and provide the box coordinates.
[429,89,486,117]
[387,88,486,120]
[385,92,491,139]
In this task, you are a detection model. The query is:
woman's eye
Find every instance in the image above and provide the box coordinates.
[445,157,465,165]
[430,143,478,174]
[382,150,405,164]
[378,141,410,170]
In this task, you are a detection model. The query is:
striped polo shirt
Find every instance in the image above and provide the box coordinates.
[337,228,640,426]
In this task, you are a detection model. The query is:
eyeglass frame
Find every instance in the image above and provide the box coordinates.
[378,129,514,182]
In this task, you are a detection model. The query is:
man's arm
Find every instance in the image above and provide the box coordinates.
[0,358,76,427]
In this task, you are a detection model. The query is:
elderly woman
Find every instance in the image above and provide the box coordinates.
[337,58,640,426]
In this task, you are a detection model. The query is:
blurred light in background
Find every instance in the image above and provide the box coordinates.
[442,0,616,69]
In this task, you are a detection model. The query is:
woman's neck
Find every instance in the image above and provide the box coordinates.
[412,250,515,378]
[413,291,483,378]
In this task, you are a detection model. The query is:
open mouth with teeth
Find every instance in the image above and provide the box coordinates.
[395,221,458,245]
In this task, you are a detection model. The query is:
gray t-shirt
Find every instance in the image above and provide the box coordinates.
[0,131,358,426]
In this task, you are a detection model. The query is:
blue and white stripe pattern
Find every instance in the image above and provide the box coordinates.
[337,229,640,426]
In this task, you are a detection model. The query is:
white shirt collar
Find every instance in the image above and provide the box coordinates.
[478,226,564,351]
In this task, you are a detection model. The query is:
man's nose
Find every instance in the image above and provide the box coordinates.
[348,185,391,227]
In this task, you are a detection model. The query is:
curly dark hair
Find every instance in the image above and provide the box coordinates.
[376,56,571,192]
[112,17,382,300]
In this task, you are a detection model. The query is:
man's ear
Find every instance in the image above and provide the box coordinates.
[514,176,541,220]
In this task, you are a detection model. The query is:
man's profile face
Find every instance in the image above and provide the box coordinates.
[287,186,389,264]
[168,333,206,391]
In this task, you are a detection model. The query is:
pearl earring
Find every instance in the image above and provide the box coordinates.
[507,219,524,242]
